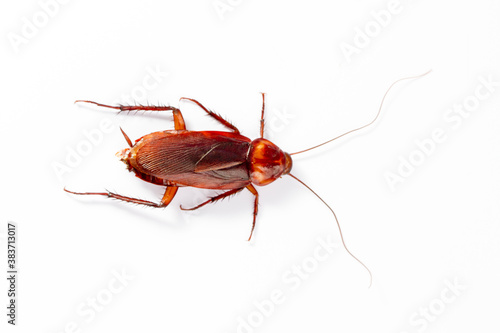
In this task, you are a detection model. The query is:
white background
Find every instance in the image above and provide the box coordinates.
[2,0,500,332]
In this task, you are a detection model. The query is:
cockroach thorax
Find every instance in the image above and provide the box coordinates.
[248,138,293,186]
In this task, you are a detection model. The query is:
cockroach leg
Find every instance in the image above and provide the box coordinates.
[64,185,178,208]
[64,189,163,207]
[172,109,186,130]
[259,92,265,138]
[179,187,245,211]
[179,97,240,134]
[161,185,179,206]
[74,100,186,130]
[245,184,259,241]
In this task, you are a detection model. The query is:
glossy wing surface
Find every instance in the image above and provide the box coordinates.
[133,131,252,189]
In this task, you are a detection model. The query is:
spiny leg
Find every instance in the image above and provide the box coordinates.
[179,187,245,211]
[64,185,178,208]
[179,97,240,134]
[259,93,266,138]
[245,184,259,241]
[74,100,186,130]
[160,186,179,206]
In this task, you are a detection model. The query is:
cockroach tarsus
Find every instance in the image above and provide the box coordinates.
[65,70,431,287]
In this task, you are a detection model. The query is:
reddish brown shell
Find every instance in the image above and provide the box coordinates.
[120,130,253,190]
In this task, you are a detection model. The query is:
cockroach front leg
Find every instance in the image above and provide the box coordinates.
[179,97,240,134]
[74,100,186,130]
[245,184,259,241]
[64,185,178,208]
[259,92,266,138]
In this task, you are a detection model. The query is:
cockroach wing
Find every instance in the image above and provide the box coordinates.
[132,131,252,189]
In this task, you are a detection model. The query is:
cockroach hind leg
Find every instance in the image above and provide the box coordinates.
[74,100,121,110]
[161,186,178,207]
[75,100,186,130]
[64,185,178,208]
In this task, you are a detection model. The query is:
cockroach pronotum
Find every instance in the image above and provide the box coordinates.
[65,71,430,286]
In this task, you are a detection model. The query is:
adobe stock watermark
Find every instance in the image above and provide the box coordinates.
[7,0,72,54]
[52,65,168,182]
[384,74,498,191]
[52,268,134,333]
[339,0,403,63]
[233,235,340,333]
[212,0,244,21]
[265,105,295,139]
[399,277,466,333]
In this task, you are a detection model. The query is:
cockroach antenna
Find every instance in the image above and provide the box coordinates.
[288,70,432,287]
[290,70,432,156]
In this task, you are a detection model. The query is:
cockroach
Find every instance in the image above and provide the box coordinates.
[65,71,430,286]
